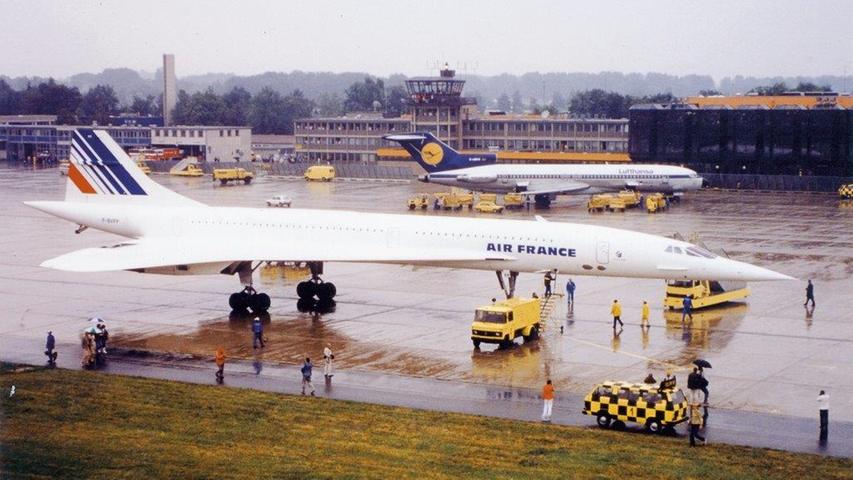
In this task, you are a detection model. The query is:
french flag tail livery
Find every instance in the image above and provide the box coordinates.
[66,129,200,205]
[383,132,496,173]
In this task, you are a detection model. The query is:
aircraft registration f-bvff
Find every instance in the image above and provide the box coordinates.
[25,129,792,313]
[384,132,704,207]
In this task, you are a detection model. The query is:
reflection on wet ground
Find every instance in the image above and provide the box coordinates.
[3,166,852,421]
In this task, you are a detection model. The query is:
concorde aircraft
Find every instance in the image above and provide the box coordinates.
[384,132,703,207]
[25,129,791,314]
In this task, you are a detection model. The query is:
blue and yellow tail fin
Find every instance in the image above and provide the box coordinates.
[383,132,496,172]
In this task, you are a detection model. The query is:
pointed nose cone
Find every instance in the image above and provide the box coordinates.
[728,259,795,281]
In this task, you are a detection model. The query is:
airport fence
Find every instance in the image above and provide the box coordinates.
[700,173,851,193]
[147,160,414,180]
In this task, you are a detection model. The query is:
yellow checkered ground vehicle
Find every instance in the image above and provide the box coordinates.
[839,184,853,199]
[582,381,688,434]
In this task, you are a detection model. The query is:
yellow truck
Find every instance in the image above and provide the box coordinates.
[587,194,613,212]
[617,190,642,207]
[503,193,525,209]
[305,165,336,181]
[471,297,541,348]
[645,193,667,213]
[664,279,750,310]
[213,167,254,185]
[171,164,204,177]
[478,193,497,203]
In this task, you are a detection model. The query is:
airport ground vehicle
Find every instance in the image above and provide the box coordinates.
[583,381,689,433]
[471,297,540,348]
[305,165,336,181]
[645,194,667,213]
[136,160,151,175]
[407,194,430,210]
[171,164,204,177]
[474,200,505,214]
[503,193,525,209]
[129,147,181,161]
[840,183,853,199]
[434,193,464,210]
[617,190,642,207]
[664,279,749,310]
[214,167,253,185]
[266,194,292,207]
[587,194,613,212]
[478,193,497,203]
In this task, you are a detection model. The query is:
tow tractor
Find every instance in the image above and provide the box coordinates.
[664,279,749,310]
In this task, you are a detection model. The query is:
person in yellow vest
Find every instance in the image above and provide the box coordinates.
[611,299,623,329]
[641,301,650,328]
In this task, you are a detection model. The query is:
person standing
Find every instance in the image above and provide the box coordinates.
[301,357,316,396]
[698,366,710,405]
[688,402,706,446]
[611,299,623,329]
[323,345,334,379]
[45,331,57,365]
[544,271,553,297]
[541,379,555,422]
[215,347,226,383]
[817,390,829,438]
[252,317,265,349]
[805,280,815,307]
[682,295,694,323]
[641,301,650,328]
[566,279,575,308]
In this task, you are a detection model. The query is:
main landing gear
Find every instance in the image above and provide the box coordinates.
[296,262,337,302]
[495,270,519,299]
[534,194,552,209]
[225,261,271,314]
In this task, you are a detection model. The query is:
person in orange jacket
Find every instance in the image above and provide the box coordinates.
[542,379,555,422]
[215,347,226,383]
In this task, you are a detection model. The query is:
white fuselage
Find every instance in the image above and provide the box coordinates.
[30,200,789,282]
[423,164,703,194]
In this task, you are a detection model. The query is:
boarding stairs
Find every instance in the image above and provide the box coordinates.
[539,293,563,323]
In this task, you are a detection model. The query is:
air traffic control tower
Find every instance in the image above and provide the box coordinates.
[405,65,477,149]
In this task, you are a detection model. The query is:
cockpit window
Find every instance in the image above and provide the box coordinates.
[665,246,673,253]
[672,246,683,254]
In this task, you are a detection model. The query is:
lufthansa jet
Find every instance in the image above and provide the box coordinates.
[384,132,703,207]
[26,130,790,314]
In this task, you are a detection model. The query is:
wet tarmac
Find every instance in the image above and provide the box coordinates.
[2,165,852,449]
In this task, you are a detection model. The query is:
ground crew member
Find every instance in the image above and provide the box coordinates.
[252,317,265,349]
[44,331,57,366]
[817,390,829,438]
[215,347,226,383]
[682,295,694,323]
[805,280,815,307]
[541,379,555,422]
[611,299,623,329]
[544,271,553,297]
[566,279,575,307]
[641,301,650,328]
[323,345,334,378]
[301,357,316,396]
[688,403,706,446]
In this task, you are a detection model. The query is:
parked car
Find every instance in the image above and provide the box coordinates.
[266,194,292,207]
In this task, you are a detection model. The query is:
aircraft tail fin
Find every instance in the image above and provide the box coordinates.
[383,132,496,172]
[65,129,201,205]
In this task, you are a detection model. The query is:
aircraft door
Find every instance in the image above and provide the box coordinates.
[596,240,610,264]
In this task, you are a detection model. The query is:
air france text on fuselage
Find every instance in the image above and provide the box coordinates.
[487,242,576,257]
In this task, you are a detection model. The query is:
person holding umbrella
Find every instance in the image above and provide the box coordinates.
[693,359,712,404]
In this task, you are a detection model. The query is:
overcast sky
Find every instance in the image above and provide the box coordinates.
[3,0,852,79]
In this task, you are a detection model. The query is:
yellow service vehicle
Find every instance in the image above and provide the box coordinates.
[171,164,204,177]
[664,279,749,310]
[454,191,475,209]
[474,200,505,214]
[407,194,430,210]
[503,193,525,209]
[471,297,541,348]
[839,183,853,199]
[136,160,151,175]
[583,381,689,434]
[587,194,613,212]
[607,197,627,212]
[645,193,667,213]
[304,165,336,181]
[478,193,497,203]
[617,190,642,207]
[213,167,254,185]
[440,194,464,211]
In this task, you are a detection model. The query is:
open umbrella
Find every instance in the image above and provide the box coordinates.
[693,359,712,369]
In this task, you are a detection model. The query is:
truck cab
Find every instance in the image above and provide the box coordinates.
[471,297,541,348]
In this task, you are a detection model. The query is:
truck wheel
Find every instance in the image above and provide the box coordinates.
[528,324,539,340]
[244,178,252,184]
[645,419,662,434]
[220,179,227,185]
[472,340,480,349]
[596,413,611,428]
[499,336,511,349]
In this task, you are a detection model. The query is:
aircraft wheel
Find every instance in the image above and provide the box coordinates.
[229,292,249,310]
[250,293,271,313]
[317,283,335,301]
[297,281,316,299]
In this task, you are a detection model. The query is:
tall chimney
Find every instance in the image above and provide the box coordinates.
[163,54,177,126]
